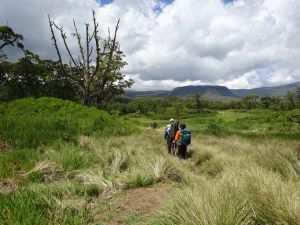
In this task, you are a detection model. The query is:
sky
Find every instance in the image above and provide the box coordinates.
[1,0,300,90]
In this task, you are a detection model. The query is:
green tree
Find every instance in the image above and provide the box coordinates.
[242,95,259,109]
[194,93,204,113]
[1,51,77,101]
[0,26,24,50]
[286,91,295,110]
[260,96,272,109]
[48,11,133,108]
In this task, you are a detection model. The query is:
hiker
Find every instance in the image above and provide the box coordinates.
[170,120,179,155]
[173,123,191,159]
[164,119,176,154]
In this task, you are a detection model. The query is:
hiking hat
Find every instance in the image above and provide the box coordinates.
[170,119,175,123]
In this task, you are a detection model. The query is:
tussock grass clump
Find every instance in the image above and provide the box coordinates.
[51,144,95,170]
[255,149,300,179]
[0,189,94,225]
[241,168,300,224]
[26,161,64,182]
[150,157,181,182]
[0,148,39,179]
[125,173,154,188]
[194,151,213,166]
[76,171,110,188]
[155,180,255,225]
[0,191,51,225]
[123,155,182,188]
[111,152,130,174]
[155,167,300,225]
[198,159,224,178]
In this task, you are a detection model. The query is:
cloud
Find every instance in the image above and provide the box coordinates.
[1,0,300,90]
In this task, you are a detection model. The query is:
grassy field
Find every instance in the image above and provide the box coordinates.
[0,98,300,224]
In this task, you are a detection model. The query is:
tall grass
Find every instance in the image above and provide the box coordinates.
[0,97,140,149]
[1,98,300,224]
[155,167,300,225]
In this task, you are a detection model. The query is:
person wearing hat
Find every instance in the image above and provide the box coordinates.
[164,118,175,154]
[173,123,188,159]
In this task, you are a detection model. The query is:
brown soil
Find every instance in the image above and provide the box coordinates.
[93,183,178,225]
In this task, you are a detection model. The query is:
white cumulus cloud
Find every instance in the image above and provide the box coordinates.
[1,0,300,90]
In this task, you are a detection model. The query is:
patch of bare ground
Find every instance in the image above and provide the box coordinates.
[93,183,178,225]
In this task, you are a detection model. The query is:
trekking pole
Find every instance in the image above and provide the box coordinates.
[172,143,176,156]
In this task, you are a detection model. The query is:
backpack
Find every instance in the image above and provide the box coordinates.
[165,124,171,140]
[170,121,178,140]
[180,128,191,145]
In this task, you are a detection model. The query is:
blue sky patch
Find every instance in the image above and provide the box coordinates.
[99,0,113,5]
[224,0,235,4]
[99,0,174,6]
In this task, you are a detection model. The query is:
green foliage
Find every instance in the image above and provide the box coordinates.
[0,51,77,102]
[0,189,93,225]
[126,173,154,188]
[0,191,50,225]
[0,97,138,149]
[0,148,39,178]
[0,26,23,50]
[48,12,133,108]
[1,97,300,224]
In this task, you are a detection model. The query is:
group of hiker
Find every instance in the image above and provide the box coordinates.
[164,119,191,159]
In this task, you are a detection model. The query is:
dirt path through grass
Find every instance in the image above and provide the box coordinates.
[93,183,178,225]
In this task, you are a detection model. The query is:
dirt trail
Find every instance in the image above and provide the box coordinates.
[93,183,178,225]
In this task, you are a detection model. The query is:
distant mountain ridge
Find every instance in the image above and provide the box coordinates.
[171,85,235,97]
[125,81,300,100]
[231,81,300,97]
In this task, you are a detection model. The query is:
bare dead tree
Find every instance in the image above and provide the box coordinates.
[48,10,133,107]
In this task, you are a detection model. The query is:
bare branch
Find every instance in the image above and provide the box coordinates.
[93,10,101,76]
[89,46,94,58]
[52,22,79,69]
[101,19,120,87]
[48,15,66,75]
[73,19,86,65]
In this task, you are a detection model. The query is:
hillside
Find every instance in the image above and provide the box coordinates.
[231,81,300,97]
[125,85,238,101]
[125,90,169,98]
[170,85,236,97]
[126,81,300,100]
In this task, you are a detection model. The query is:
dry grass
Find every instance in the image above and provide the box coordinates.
[2,124,300,224]
[155,134,300,225]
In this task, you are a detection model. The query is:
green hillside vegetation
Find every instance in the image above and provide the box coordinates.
[1,97,300,224]
[198,92,240,102]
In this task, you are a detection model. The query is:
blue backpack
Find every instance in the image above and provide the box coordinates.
[180,128,191,145]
